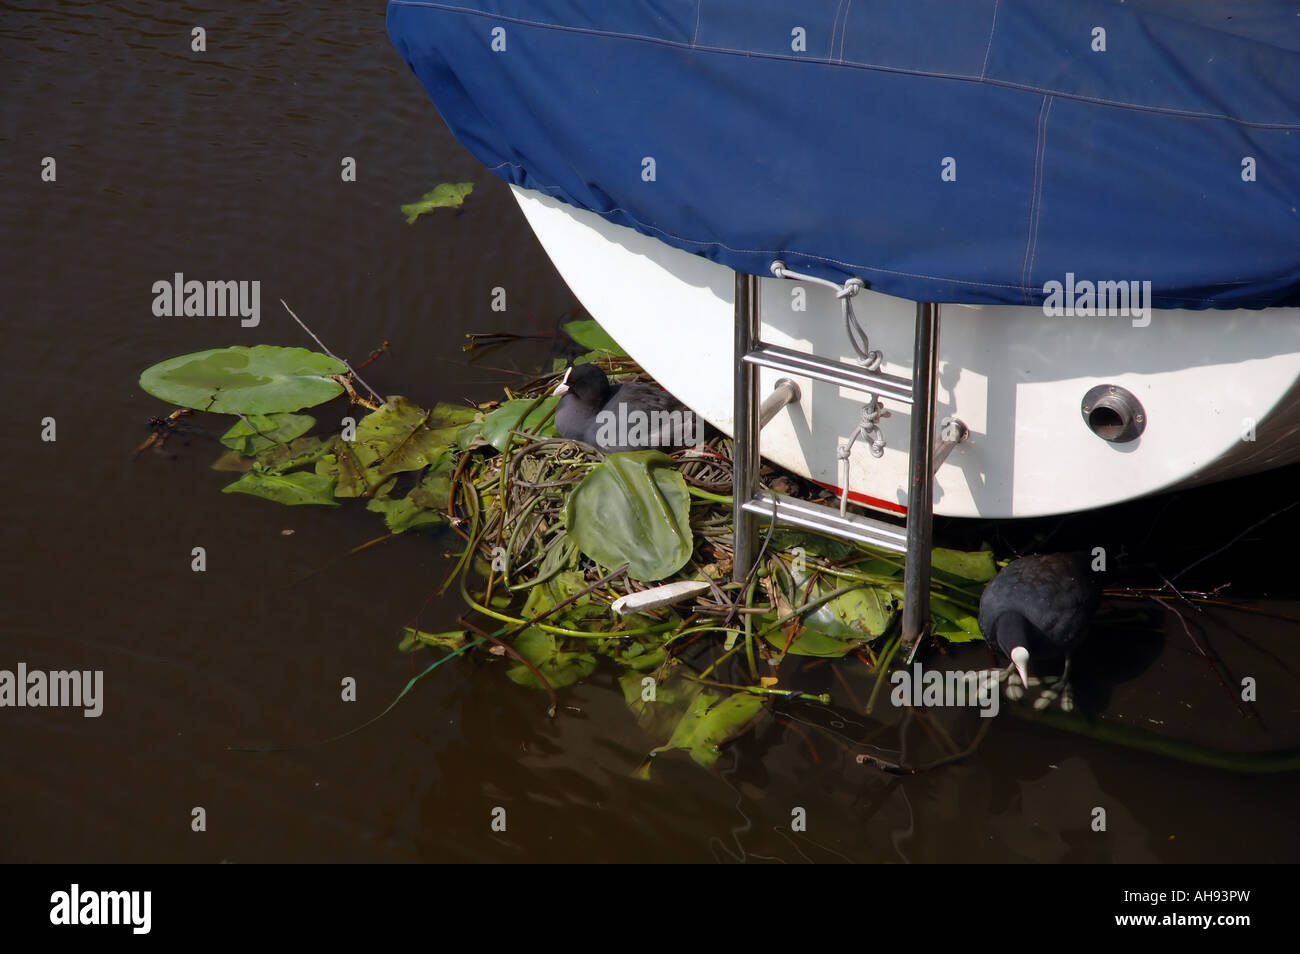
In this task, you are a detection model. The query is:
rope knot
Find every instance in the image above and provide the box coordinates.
[837,278,864,299]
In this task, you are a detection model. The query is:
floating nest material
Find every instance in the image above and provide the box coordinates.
[138,335,1300,774]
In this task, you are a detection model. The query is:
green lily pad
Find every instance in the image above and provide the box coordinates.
[219,413,315,455]
[505,627,597,689]
[401,182,474,223]
[479,396,559,453]
[564,451,692,581]
[139,346,347,415]
[563,319,627,356]
[221,470,339,507]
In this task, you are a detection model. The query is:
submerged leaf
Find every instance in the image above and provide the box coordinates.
[618,669,701,742]
[222,470,339,507]
[253,435,333,474]
[652,691,766,768]
[505,628,597,689]
[401,182,474,223]
[399,629,467,653]
[219,413,315,455]
[139,345,346,414]
[211,450,254,473]
[564,451,692,581]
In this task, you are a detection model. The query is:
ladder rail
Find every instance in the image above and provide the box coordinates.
[743,342,914,405]
[732,272,762,583]
[902,303,939,654]
[731,270,943,651]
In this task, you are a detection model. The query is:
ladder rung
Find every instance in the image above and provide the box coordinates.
[742,492,908,554]
[743,342,914,405]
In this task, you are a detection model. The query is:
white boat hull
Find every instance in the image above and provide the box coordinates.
[512,186,1300,519]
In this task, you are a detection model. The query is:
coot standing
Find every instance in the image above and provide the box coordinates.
[554,363,696,453]
[977,551,1101,710]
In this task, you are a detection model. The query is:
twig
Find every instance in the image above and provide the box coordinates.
[1148,595,1247,718]
[280,299,384,405]
[234,412,275,445]
[1171,497,1300,583]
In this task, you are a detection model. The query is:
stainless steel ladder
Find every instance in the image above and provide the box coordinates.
[731,271,948,655]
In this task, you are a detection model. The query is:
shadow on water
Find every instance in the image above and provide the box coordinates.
[2,2,1298,863]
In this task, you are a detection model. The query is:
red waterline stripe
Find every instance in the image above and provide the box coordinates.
[807,477,908,516]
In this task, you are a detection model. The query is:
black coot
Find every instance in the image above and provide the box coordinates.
[554,363,694,452]
[977,551,1100,709]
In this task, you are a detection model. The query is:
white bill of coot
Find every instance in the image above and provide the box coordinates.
[977,552,1101,711]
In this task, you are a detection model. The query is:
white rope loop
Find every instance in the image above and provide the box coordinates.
[835,397,887,515]
[769,261,882,370]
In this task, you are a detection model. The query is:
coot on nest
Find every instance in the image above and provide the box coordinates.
[554,363,694,453]
[977,551,1101,710]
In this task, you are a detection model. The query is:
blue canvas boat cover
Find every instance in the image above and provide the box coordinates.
[388,1,1300,309]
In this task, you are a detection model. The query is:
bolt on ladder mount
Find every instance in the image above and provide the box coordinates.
[731,271,953,657]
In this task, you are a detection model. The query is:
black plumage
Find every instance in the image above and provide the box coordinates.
[978,552,1100,689]
[554,363,693,452]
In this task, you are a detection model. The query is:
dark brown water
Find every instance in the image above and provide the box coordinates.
[2,2,1297,863]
